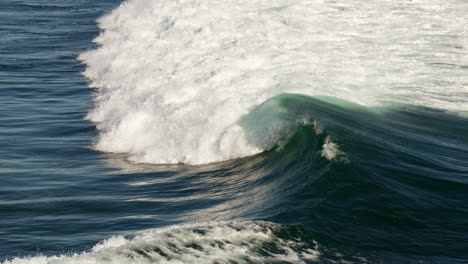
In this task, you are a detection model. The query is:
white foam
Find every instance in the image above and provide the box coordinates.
[2,221,320,264]
[79,0,468,164]
[321,136,345,161]
[312,120,324,135]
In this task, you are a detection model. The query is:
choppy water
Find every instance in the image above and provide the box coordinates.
[1,0,467,263]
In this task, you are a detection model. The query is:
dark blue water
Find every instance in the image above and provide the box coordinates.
[0,0,121,256]
[1,1,468,264]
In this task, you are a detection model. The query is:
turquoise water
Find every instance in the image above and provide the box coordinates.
[1,1,468,263]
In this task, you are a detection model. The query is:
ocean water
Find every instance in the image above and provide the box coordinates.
[1,0,467,263]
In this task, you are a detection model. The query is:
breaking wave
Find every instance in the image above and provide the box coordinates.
[78,0,467,164]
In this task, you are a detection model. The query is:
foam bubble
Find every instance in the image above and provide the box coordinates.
[79,0,468,164]
[2,221,320,264]
[321,136,345,161]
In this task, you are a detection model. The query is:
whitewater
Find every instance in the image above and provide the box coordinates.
[78,0,468,165]
[2,221,324,264]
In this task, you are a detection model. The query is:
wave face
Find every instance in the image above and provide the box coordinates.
[79,0,468,164]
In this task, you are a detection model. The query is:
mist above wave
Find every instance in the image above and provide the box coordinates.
[79,0,467,164]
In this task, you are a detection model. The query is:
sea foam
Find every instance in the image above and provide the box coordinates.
[2,221,320,264]
[79,0,467,164]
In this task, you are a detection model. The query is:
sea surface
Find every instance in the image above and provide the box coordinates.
[1,0,468,263]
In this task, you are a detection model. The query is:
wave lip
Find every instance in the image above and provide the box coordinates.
[2,221,320,264]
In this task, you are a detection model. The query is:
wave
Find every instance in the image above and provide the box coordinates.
[7,100,467,262]
[4,102,468,262]
[2,221,322,264]
[78,0,467,165]
[3,96,468,263]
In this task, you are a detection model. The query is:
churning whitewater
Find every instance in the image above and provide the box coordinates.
[78,0,468,165]
[2,221,321,264]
